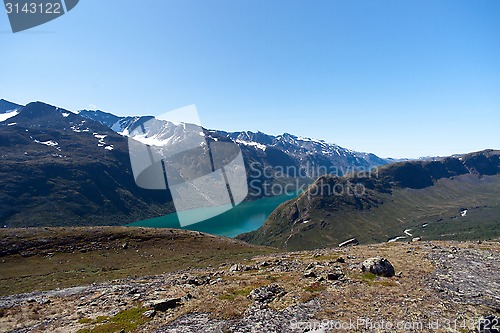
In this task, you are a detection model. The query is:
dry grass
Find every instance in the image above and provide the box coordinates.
[0,227,278,296]
[1,232,498,333]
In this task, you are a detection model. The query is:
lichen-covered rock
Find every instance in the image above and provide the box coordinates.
[247,283,286,303]
[361,257,395,277]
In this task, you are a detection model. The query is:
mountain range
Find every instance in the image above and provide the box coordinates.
[0,99,389,228]
[237,149,500,250]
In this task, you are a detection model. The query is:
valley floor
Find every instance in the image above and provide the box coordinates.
[0,229,498,332]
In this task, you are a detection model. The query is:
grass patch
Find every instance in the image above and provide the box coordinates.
[377,279,398,287]
[303,281,325,292]
[0,227,278,296]
[359,271,377,285]
[312,254,341,261]
[78,318,93,324]
[76,307,150,333]
[217,286,254,301]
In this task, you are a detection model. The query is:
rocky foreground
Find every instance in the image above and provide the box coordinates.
[0,238,498,333]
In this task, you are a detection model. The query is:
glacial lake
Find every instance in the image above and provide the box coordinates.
[127,193,298,238]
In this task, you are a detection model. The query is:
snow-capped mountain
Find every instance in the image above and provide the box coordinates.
[78,111,391,200]
[80,112,390,180]
[227,131,388,176]
[0,99,22,114]
[0,101,174,228]
[0,99,390,228]
[0,99,23,123]
[78,109,121,128]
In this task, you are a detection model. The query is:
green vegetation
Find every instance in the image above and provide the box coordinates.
[0,227,278,296]
[238,150,500,250]
[359,271,377,282]
[76,307,150,333]
[218,286,255,301]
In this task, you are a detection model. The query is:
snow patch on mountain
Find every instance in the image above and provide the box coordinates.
[0,110,19,122]
[236,139,266,151]
[34,139,61,151]
[71,121,90,133]
[82,110,390,173]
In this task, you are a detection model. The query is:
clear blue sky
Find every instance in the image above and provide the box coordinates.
[1,0,499,158]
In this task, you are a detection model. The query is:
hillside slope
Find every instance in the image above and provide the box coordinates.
[237,150,500,250]
[0,229,498,332]
[0,102,175,227]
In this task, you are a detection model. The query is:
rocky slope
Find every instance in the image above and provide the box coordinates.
[237,150,500,250]
[0,228,498,333]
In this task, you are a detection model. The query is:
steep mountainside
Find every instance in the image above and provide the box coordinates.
[1,99,389,228]
[0,102,174,227]
[237,150,500,250]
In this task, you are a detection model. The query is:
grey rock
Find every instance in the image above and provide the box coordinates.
[303,270,317,278]
[143,309,156,318]
[427,247,500,309]
[180,293,193,302]
[153,298,322,333]
[361,257,395,277]
[248,283,286,303]
[326,267,344,280]
[147,298,182,312]
[229,264,252,272]
[229,264,241,272]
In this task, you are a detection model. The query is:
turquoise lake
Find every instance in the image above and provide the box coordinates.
[127,193,298,238]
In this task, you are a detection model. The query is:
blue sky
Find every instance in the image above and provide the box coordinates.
[1,0,499,158]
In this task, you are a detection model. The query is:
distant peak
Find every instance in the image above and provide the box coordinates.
[0,99,23,113]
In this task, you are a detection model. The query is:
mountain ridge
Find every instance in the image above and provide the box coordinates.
[0,99,388,228]
[0,101,175,228]
[0,99,22,113]
[237,149,500,250]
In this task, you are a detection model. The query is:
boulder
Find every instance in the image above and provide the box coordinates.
[326,266,344,280]
[229,264,241,272]
[146,297,182,311]
[247,283,286,303]
[361,257,395,277]
[229,264,253,272]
